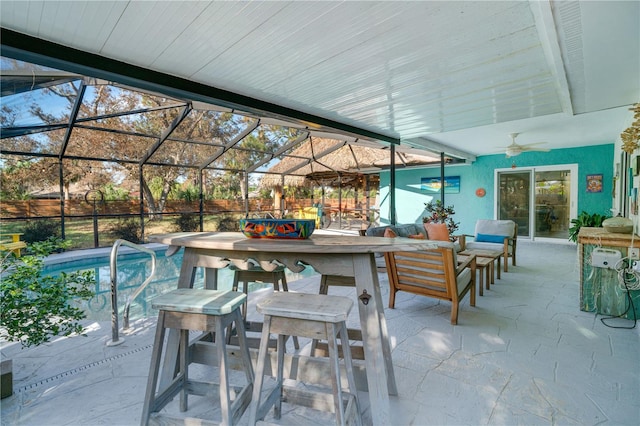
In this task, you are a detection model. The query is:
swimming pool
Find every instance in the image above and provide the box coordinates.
[43,247,318,322]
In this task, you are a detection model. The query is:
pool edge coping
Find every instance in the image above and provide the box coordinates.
[43,243,170,266]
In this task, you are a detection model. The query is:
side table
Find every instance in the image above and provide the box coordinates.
[458,254,493,296]
[459,249,503,288]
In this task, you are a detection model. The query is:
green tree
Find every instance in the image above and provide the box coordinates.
[101,183,130,201]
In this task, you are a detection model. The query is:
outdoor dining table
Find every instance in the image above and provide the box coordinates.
[148,231,436,425]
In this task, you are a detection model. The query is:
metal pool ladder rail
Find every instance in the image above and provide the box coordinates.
[107,239,157,346]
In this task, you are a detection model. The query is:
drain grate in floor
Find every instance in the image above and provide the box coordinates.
[16,344,154,393]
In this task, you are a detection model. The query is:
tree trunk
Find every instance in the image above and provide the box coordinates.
[141,179,160,219]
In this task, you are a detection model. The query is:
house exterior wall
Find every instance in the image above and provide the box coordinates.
[378,144,614,236]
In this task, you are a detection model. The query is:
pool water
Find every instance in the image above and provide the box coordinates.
[43,249,318,322]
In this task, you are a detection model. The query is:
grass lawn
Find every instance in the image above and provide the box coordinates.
[1,214,244,251]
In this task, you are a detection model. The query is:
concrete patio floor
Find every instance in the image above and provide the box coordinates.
[1,241,639,425]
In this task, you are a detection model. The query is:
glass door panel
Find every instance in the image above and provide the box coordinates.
[534,170,571,239]
[498,172,531,237]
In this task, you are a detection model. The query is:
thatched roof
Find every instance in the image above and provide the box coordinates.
[260,138,440,189]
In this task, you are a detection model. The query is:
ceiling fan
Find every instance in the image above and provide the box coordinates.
[503,132,549,157]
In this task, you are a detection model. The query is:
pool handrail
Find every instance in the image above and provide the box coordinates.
[107,239,157,346]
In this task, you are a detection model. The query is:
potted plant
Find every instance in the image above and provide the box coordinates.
[568,211,609,242]
[423,200,460,241]
[0,238,95,398]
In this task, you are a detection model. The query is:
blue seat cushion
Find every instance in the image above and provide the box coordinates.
[476,234,507,243]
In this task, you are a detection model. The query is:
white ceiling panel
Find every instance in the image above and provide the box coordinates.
[1,0,638,157]
[554,0,640,113]
[98,2,208,66]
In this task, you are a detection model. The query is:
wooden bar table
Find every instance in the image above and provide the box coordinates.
[148,231,436,425]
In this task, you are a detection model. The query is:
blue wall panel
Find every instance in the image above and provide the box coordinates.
[379,144,614,236]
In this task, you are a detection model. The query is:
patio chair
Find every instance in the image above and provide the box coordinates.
[458,219,517,272]
[384,242,476,325]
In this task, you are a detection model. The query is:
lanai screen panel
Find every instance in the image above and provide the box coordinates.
[169,109,245,145]
[210,124,305,173]
[146,109,254,168]
[65,127,159,163]
[1,77,79,156]
[78,108,185,137]
[77,85,186,120]
[1,81,79,128]
[1,59,80,129]
[2,129,67,156]
[148,138,222,168]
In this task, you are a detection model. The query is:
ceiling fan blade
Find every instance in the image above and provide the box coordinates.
[499,133,549,156]
[519,142,548,148]
[521,147,550,152]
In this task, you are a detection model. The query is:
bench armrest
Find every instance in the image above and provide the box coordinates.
[455,234,475,251]
[456,253,476,275]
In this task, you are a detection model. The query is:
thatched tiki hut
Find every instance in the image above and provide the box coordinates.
[260,137,440,222]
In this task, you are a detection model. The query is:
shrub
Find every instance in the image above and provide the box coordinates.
[22,219,61,244]
[108,218,142,243]
[0,238,95,348]
[568,211,609,242]
[173,214,200,232]
[217,215,238,231]
[175,185,199,202]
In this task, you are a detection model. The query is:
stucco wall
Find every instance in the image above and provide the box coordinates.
[378,144,614,236]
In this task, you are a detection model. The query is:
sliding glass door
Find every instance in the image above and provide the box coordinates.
[534,170,572,239]
[498,172,531,236]
[496,165,577,240]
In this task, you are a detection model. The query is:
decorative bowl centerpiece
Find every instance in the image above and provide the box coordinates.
[239,218,315,239]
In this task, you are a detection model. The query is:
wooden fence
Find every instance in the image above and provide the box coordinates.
[0,198,364,220]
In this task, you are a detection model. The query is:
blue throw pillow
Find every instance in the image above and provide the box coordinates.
[476,234,507,243]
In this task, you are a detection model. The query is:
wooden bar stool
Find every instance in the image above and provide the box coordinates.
[318,274,355,295]
[230,264,299,349]
[311,275,362,358]
[140,288,254,426]
[230,264,288,321]
[248,292,361,426]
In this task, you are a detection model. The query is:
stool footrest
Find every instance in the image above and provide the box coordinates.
[186,380,246,399]
[282,385,357,414]
[149,413,218,426]
[193,341,370,391]
[312,342,365,360]
[252,381,358,420]
[229,321,298,351]
[311,327,364,359]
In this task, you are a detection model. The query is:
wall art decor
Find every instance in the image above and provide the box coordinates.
[421,176,460,194]
[586,174,603,193]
